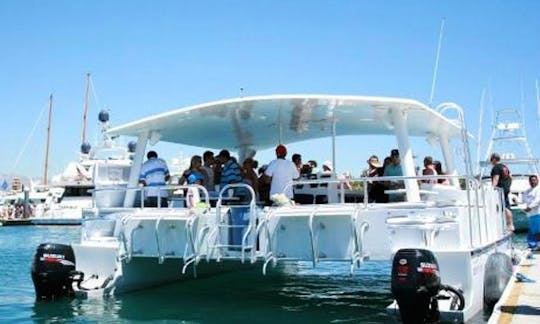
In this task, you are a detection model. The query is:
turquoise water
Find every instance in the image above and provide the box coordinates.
[0,226,526,323]
[0,226,393,323]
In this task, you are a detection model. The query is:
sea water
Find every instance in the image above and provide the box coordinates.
[0,226,524,323]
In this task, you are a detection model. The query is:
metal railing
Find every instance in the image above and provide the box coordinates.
[285,174,501,248]
[92,184,211,209]
[206,183,258,263]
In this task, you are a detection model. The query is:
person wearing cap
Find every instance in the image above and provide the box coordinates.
[186,173,203,209]
[490,152,514,231]
[139,151,170,207]
[264,144,299,199]
[383,149,403,179]
[382,149,404,201]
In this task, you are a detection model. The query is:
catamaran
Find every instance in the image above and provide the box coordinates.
[32,95,514,323]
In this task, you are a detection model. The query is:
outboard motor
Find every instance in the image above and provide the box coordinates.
[31,243,82,300]
[391,249,441,324]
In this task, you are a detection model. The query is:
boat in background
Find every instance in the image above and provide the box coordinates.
[31,110,134,225]
[481,108,539,232]
[32,94,513,323]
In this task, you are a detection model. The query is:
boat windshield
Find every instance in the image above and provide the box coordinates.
[94,164,131,184]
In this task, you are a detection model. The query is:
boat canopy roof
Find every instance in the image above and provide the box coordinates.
[107,95,463,151]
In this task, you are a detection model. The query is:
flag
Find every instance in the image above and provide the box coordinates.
[1,179,8,191]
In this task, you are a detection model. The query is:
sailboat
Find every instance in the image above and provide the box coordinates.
[481,108,539,232]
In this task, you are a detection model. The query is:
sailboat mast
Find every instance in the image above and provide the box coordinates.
[81,72,90,144]
[43,94,53,185]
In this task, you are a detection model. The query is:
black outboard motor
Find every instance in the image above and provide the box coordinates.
[391,249,442,324]
[31,243,82,300]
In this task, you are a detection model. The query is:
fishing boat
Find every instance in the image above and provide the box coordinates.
[481,108,539,232]
[32,95,513,323]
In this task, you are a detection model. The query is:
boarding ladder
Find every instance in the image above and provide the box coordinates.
[257,204,369,275]
[116,185,210,278]
[204,184,258,264]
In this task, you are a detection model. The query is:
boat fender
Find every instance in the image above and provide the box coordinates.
[31,243,78,300]
[483,252,512,308]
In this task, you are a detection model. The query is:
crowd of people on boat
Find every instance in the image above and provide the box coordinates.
[138,146,458,208]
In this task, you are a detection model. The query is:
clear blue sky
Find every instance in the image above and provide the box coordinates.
[1,0,539,179]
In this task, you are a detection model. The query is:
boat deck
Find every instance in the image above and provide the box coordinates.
[488,249,540,323]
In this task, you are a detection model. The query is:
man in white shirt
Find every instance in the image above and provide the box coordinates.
[264,144,299,199]
[139,151,170,207]
[524,175,540,249]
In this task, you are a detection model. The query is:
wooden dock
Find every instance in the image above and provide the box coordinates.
[488,249,540,323]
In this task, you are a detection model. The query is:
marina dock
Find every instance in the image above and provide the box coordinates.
[488,250,540,323]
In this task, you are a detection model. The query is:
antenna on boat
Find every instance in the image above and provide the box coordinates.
[534,79,540,154]
[520,76,526,127]
[475,88,486,175]
[81,73,91,145]
[43,94,54,185]
[429,18,445,107]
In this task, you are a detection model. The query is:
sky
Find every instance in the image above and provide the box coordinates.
[0,0,539,180]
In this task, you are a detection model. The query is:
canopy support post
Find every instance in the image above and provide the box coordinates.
[440,134,459,187]
[123,131,148,207]
[392,109,420,202]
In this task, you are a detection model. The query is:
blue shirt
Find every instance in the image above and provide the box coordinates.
[383,164,403,177]
[140,157,170,197]
[220,159,243,189]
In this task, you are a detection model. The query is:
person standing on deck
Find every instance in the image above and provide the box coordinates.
[202,151,216,192]
[292,153,302,174]
[217,149,243,190]
[490,153,514,232]
[383,149,403,189]
[421,156,438,184]
[139,151,170,207]
[264,145,299,199]
[524,175,540,249]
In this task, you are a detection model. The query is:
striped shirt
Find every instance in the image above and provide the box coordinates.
[220,159,243,189]
[140,157,170,197]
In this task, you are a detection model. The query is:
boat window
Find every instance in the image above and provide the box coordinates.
[95,165,131,184]
[63,186,93,197]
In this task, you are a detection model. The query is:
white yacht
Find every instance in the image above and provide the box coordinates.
[31,110,134,225]
[481,108,539,232]
[32,95,514,323]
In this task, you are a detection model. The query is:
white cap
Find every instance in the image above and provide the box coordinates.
[323,160,333,171]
